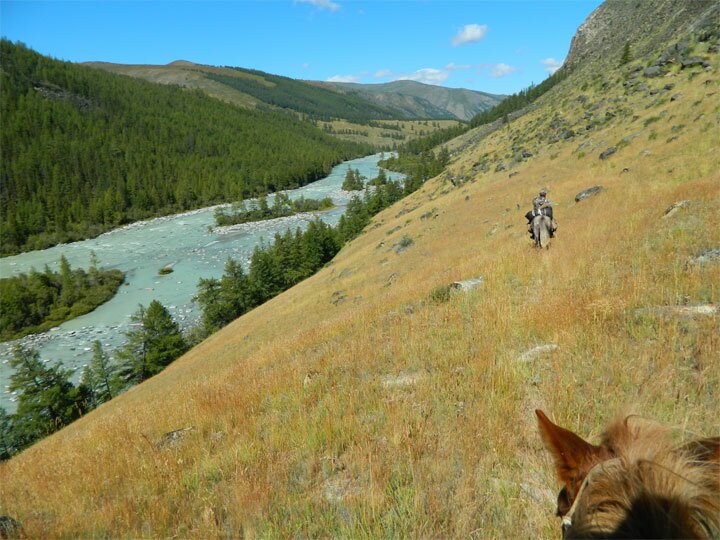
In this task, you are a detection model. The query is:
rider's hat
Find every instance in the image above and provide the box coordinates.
[539,188,548,196]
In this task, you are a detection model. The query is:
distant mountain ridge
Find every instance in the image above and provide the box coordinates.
[319,80,506,121]
[85,60,502,122]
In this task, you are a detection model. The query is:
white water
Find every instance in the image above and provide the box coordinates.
[0,153,401,411]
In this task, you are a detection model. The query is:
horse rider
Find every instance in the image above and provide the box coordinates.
[525,188,558,239]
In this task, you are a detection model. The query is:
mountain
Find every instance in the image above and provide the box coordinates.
[320,79,506,121]
[86,61,501,122]
[0,41,368,255]
[564,0,717,68]
[2,1,719,537]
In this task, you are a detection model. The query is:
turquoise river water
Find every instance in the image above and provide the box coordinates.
[0,153,401,412]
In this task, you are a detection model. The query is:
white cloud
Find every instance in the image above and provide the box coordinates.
[327,74,361,83]
[451,24,488,47]
[374,69,393,79]
[490,63,516,78]
[540,57,563,74]
[295,0,340,12]
[301,63,310,69]
[445,63,472,71]
[396,68,450,85]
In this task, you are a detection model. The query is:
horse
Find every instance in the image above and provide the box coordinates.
[526,207,554,249]
[535,409,720,539]
[532,214,553,249]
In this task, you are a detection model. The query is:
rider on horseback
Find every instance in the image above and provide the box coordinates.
[526,188,558,239]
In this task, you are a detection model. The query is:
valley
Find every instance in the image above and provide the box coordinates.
[0,0,718,537]
[0,154,401,412]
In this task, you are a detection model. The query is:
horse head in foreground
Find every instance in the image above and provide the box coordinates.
[536,409,720,539]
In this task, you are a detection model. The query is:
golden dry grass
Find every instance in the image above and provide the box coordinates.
[2,53,719,538]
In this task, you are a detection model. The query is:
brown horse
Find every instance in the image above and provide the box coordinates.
[536,409,720,538]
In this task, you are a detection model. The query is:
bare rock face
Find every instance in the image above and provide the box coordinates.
[563,0,717,70]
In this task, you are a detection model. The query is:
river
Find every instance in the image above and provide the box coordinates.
[0,153,401,411]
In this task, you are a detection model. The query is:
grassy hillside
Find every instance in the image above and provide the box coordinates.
[1,12,719,540]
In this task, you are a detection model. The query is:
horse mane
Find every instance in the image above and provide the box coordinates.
[566,415,720,539]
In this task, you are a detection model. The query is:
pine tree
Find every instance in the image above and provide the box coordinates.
[620,41,632,66]
[342,168,364,191]
[0,408,18,460]
[116,301,188,386]
[81,340,120,407]
[8,346,88,447]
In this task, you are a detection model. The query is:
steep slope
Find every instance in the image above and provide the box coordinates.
[1,42,367,254]
[565,0,717,68]
[322,79,505,121]
[83,60,265,109]
[1,3,719,539]
[86,61,401,122]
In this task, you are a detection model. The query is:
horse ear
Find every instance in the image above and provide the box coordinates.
[535,409,605,485]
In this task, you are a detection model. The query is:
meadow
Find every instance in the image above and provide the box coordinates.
[1,38,718,540]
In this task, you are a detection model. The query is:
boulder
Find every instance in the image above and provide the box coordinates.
[634,305,719,318]
[681,56,710,69]
[450,277,485,292]
[517,344,559,363]
[621,131,642,144]
[381,372,425,388]
[599,146,617,160]
[644,65,664,78]
[575,186,604,202]
[331,290,347,305]
[157,427,195,449]
[689,248,720,266]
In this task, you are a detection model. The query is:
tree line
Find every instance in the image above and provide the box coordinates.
[469,68,570,128]
[195,154,445,336]
[214,193,334,227]
[0,152,449,460]
[0,299,189,459]
[206,68,403,123]
[0,255,125,341]
[0,40,370,255]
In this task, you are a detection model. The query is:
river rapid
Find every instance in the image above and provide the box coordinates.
[0,153,401,411]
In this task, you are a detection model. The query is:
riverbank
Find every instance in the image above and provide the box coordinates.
[0,153,402,411]
[0,265,125,343]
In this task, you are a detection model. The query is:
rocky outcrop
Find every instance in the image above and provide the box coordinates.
[563,0,718,70]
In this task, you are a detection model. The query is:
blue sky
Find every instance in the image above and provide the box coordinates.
[1,0,603,95]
